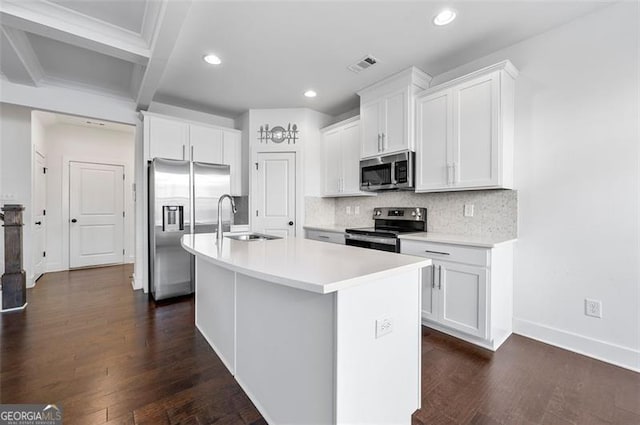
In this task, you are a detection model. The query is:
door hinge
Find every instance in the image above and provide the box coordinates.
[43,209,46,216]
[43,251,46,257]
[255,162,258,170]
[43,167,47,174]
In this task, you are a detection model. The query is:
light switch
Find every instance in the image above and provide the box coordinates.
[464,204,474,217]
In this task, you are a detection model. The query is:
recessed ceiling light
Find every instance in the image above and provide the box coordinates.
[304,90,317,98]
[433,9,456,26]
[203,54,222,65]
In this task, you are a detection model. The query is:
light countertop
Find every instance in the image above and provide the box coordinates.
[181,233,430,294]
[398,232,516,248]
[303,224,347,233]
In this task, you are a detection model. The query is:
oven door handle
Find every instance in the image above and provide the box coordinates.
[345,233,397,246]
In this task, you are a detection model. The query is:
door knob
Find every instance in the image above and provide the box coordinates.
[35,221,42,225]
[71,218,77,223]
[288,221,294,226]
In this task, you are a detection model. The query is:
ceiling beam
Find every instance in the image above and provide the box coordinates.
[0,0,151,65]
[0,26,43,86]
[135,0,192,110]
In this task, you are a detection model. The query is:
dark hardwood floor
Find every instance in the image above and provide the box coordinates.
[1,265,638,425]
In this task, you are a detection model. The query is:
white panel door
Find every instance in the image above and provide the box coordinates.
[32,151,47,280]
[254,152,296,238]
[416,90,452,191]
[453,72,500,188]
[223,130,242,196]
[148,116,188,160]
[190,125,224,163]
[438,261,488,339]
[341,121,362,194]
[69,162,124,268]
[323,129,342,196]
[360,100,382,158]
[383,90,407,154]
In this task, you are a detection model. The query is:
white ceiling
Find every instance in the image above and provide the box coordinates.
[1,0,612,119]
[47,0,147,33]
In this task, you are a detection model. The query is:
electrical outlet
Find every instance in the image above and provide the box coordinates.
[464,204,474,217]
[346,206,351,215]
[585,299,602,318]
[375,317,393,338]
[354,206,360,215]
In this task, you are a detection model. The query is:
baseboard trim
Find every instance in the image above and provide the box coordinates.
[1,302,28,313]
[513,317,640,373]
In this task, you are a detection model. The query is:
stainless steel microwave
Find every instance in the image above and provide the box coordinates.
[360,151,415,191]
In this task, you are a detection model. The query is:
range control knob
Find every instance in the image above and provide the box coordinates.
[411,211,416,217]
[375,210,382,216]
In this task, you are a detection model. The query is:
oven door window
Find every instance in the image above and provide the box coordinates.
[362,164,391,187]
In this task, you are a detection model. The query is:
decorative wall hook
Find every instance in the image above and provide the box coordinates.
[258,123,299,144]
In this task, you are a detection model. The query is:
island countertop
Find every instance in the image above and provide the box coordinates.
[181,233,431,294]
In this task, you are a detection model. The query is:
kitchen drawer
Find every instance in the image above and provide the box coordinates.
[306,230,345,245]
[400,239,489,267]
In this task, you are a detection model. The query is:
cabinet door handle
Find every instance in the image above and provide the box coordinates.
[319,235,330,239]
[446,163,452,185]
[377,134,382,152]
[382,133,386,151]
[424,250,450,256]
[438,265,443,290]
[191,145,194,161]
[182,145,186,160]
[431,265,436,288]
[452,162,457,184]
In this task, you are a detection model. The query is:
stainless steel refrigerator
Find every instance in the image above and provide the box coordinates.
[148,158,231,300]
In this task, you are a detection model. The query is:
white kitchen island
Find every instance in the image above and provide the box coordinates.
[181,233,431,425]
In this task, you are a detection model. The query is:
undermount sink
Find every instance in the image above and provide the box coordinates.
[225,233,282,241]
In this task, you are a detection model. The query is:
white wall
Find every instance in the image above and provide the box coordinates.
[147,101,237,129]
[0,103,33,281]
[248,108,331,235]
[432,2,639,370]
[43,122,135,272]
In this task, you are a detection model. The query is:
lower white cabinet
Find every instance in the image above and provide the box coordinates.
[305,229,345,245]
[401,238,513,351]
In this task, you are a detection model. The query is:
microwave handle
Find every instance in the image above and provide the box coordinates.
[391,161,396,184]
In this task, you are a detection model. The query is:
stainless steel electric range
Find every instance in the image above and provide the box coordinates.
[345,207,427,253]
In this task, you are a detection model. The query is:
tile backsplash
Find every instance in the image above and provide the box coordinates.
[306,189,517,239]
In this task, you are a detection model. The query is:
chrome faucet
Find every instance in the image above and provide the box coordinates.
[217,194,237,244]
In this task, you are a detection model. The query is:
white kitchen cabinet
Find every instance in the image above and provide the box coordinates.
[223,130,242,196]
[147,115,189,160]
[190,125,223,163]
[305,228,345,245]
[321,117,375,197]
[415,60,517,192]
[143,112,245,196]
[358,67,431,159]
[400,237,513,351]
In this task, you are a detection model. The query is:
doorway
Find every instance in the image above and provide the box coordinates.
[69,161,125,268]
[32,151,47,281]
[253,152,296,238]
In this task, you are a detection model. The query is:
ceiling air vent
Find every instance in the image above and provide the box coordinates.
[348,55,379,73]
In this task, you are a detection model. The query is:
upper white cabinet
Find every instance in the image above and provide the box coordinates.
[190,125,223,164]
[144,113,244,196]
[321,117,374,197]
[358,67,432,159]
[222,130,242,196]
[415,61,518,192]
[147,116,189,160]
